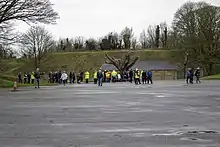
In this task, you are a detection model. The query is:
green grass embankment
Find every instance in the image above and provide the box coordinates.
[12,50,181,74]
[202,74,220,80]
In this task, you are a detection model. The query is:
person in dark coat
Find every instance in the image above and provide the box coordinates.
[195,67,201,84]
[97,70,103,86]
[72,71,75,83]
[129,70,133,83]
[58,71,62,84]
[189,68,194,84]
[186,68,191,84]
[34,68,40,88]
[142,70,147,84]
[18,72,22,84]
[80,72,83,83]
[69,72,73,84]
[27,72,31,84]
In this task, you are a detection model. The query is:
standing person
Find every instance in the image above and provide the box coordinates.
[72,71,75,83]
[84,71,90,83]
[31,72,35,84]
[189,68,194,84]
[58,71,62,84]
[142,70,147,84]
[48,71,52,83]
[134,69,140,85]
[195,67,201,84]
[97,69,103,86]
[24,72,27,84]
[80,72,84,83]
[18,72,22,84]
[69,72,73,84]
[93,70,98,84]
[61,71,68,86]
[129,70,133,83]
[111,70,117,83]
[186,68,191,84]
[27,72,31,84]
[147,70,153,84]
[34,68,40,88]
[77,73,81,84]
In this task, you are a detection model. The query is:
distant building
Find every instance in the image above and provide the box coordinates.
[100,60,180,80]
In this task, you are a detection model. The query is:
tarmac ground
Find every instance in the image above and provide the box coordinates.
[0,80,220,147]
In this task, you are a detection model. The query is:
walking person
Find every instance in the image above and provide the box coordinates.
[189,68,194,84]
[61,71,68,86]
[195,67,201,84]
[186,68,191,84]
[34,68,40,88]
[18,72,22,84]
[97,69,103,87]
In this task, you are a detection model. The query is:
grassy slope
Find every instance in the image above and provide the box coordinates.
[0,50,181,87]
[13,50,181,74]
[202,74,220,80]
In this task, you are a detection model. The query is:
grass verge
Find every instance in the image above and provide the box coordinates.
[201,74,220,80]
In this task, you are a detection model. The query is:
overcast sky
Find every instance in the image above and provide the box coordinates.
[16,0,220,40]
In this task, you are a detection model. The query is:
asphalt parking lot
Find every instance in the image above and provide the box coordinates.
[0,80,220,147]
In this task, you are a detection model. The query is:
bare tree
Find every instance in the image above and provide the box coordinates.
[147,25,157,48]
[121,27,134,49]
[73,36,84,50]
[105,53,139,73]
[20,26,55,68]
[0,0,59,25]
[139,30,148,49]
[0,0,59,47]
[131,37,137,49]
[159,22,168,48]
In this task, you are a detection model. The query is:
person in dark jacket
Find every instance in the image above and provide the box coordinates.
[72,71,75,83]
[34,68,40,88]
[80,72,83,83]
[129,70,133,83]
[18,72,22,84]
[147,70,153,84]
[97,70,103,86]
[195,67,201,84]
[189,68,194,84]
[142,70,147,84]
[186,68,191,84]
[69,72,73,84]
[27,72,31,84]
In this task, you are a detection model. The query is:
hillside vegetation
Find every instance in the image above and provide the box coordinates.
[11,50,181,74]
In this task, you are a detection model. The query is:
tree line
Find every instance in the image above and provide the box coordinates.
[0,0,220,75]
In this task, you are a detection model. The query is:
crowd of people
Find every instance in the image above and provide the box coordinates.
[46,68,153,86]
[17,67,201,88]
[17,68,41,88]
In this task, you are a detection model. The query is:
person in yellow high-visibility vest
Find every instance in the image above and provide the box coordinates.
[84,71,90,83]
[93,71,97,84]
[31,72,35,84]
[111,70,117,82]
[134,68,140,85]
[106,71,111,83]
